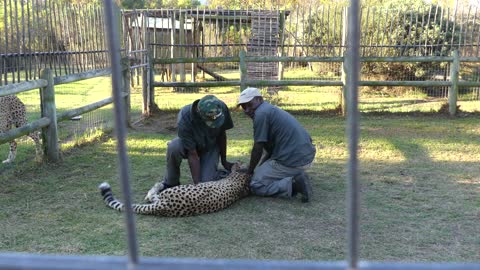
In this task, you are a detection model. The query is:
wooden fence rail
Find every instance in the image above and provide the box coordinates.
[0,61,131,163]
[152,50,480,116]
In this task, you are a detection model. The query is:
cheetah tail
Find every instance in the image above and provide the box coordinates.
[98,182,125,212]
[98,182,159,215]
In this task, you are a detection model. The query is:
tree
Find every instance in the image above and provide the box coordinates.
[117,0,146,9]
[162,0,201,8]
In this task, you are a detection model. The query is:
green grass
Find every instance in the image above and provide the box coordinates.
[1,112,479,262]
[1,68,480,261]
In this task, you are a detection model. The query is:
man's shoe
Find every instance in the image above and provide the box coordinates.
[292,173,313,203]
[292,177,302,197]
[300,173,313,203]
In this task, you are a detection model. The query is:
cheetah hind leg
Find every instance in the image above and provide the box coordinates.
[231,160,248,173]
[29,131,43,163]
[2,141,17,164]
[144,182,164,202]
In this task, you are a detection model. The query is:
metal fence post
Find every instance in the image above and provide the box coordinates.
[104,1,139,268]
[39,68,60,163]
[346,0,361,269]
[449,50,459,116]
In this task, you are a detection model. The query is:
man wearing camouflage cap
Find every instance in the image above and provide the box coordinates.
[144,95,234,201]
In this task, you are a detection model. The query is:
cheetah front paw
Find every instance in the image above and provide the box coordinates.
[144,182,164,202]
[2,152,15,164]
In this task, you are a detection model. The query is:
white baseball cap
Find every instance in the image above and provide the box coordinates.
[237,87,262,105]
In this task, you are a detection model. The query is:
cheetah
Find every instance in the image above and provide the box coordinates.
[0,95,42,163]
[98,164,251,217]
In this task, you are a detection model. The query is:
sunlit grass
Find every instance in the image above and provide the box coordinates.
[1,113,479,262]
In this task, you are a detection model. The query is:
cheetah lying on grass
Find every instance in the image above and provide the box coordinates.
[0,95,42,163]
[98,163,251,217]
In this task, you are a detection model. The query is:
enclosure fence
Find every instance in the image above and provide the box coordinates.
[120,4,480,115]
[2,1,480,115]
[0,0,110,84]
[1,0,480,269]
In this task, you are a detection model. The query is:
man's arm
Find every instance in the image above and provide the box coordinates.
[217,130,233,171]
[247,142,265,174]
[187,149,201,184]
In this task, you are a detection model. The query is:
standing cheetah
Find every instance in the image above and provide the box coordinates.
[0,95,42,163]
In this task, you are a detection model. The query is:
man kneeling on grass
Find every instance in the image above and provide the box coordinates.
[237,87,316,203]
[144,95,235,201]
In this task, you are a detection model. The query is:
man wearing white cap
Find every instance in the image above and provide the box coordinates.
[238,87,316,203]
[144,95,235,202]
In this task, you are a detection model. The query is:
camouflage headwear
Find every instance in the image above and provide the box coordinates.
[197,95,225,128]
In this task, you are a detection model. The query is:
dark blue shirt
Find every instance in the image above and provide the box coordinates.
[177,99,234,152]
[253,102,316,167]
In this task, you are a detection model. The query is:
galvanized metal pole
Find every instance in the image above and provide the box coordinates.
[346,0,361,269]
[103,0,139,269]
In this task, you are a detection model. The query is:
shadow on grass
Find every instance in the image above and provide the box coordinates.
[1,112,479,261]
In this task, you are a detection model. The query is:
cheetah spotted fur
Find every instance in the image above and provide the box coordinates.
[98,164,251,217]
[0,95,42,163]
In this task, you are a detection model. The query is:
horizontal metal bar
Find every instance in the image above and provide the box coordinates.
[128,49,148,54]
[130,63,149,69]
[154,56,480,64]
[246,56,344,63]
[246,80,344,86]
[154,56,341,64]
[460,57,480,62]
[458,81,480,87]
[0,79,48,96]
[0,253,478,270]
[359,81,452,87]
[361,56,455,62]
[361,81,480,87]
[153,81,240,87]
[154,56,239,64]
[153,80,480,88]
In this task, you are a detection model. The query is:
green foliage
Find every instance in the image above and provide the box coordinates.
[362,3,461,81]
[118,0,146,9]
[166,0,202,8]
[116,0,201,8]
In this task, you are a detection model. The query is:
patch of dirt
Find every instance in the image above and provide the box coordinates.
[130,110,178,134]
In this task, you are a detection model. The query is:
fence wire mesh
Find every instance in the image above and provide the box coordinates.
[55,75,114,146]
[121,3,479,114]
[0,0,109,85]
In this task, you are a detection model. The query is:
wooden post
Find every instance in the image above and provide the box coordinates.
[278,11,286,81]
[341,52,350,117]
[121,58,132,124]
[239,50,247,91]
[170,15,177,82]
[449,50,459,116]
[179,11,186,83]
[40,68,60,162]
[340,7,348,116]
[142,13,150,116]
